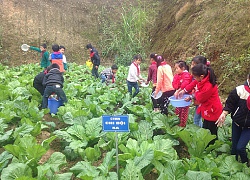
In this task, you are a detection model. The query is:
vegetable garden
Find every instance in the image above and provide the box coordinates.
[0,63,250,180]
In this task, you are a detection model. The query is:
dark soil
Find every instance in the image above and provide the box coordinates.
[174,138,190,160]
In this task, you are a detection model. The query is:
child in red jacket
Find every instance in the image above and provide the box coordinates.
[172,60,192,127]
[177,55,209,127]
[146,53,158,112]
[191,63,222,142]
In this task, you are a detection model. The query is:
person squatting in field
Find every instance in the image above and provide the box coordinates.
[100,64,118,85]
[33,66,52,96]
[216,73,250,165]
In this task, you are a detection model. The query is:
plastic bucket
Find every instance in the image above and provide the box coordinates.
[48,98,62,114]
[169,94,191,107]
[86,60,93,69]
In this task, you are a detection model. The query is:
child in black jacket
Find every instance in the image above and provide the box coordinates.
[216,73,250,165]
[41,63,67,109]
[86,43,100,78]
[33,66,52,96]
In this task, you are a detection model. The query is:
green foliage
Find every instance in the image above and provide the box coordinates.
[177,125,217,158]
[37,152,70,179]
[0,151,13,173]
[4,135,47,176]
[0,63,250,179]
[196,32,211,57]
[70,149,117,179]
[98,1,155,66]
[217,52,250,95]
[85,145,101,162]
[0,163,33,180]
[157,160,186,180]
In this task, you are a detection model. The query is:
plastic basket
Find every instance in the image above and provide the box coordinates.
[151,91,163,99]
[141,82,149,87]
[48,98,62,114]
[21,44,29,51]
[169,94,191,107]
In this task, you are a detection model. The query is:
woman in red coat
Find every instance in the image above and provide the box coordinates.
[191,64,222,141]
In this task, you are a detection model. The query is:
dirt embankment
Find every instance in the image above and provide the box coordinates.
[0,0,125,66]
[1,0,250,94]
[149,0,250,94]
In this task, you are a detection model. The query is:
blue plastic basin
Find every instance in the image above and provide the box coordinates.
[169,94,191,107]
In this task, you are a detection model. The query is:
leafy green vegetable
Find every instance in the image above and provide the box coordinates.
[37,152,68,179]
[72,161,100,179]
[85,145,101,162]
[185,170,212,180]
[0,151,13,173]
[177,125,216,157]
[0,163,33,180]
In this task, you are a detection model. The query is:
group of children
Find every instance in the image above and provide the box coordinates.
[29,44,67,71]
[31,43,68,109]
[30,43,250,165]
[128,53,250,165]
[127,54,220,136]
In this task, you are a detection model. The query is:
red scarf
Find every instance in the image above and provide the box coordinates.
[133,62,140,75]
[151,61,157,65]
[90,52,95,58]
[160,61,167,66]
[244,85,250,110]
[112,75,115,83]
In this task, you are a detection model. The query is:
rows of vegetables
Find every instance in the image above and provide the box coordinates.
[0,63,250,180]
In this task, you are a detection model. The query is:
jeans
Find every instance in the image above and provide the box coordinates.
[194,105,203,127]
[100,74,106,83]
[231,122,250,163]
[127,80,139,97]
[92,66,99,78]
[42,85,68,109]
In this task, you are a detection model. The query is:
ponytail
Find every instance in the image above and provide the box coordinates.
[175,60,189,71]
[208,67,217,86]
[156,55,164,67]
[191,64,217,86]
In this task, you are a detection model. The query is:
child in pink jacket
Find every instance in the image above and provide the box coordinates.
[154,55,175,115]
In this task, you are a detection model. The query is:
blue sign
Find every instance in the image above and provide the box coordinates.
[102,115,129,132]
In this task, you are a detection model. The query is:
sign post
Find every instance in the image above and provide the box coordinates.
[102,115,129,180]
